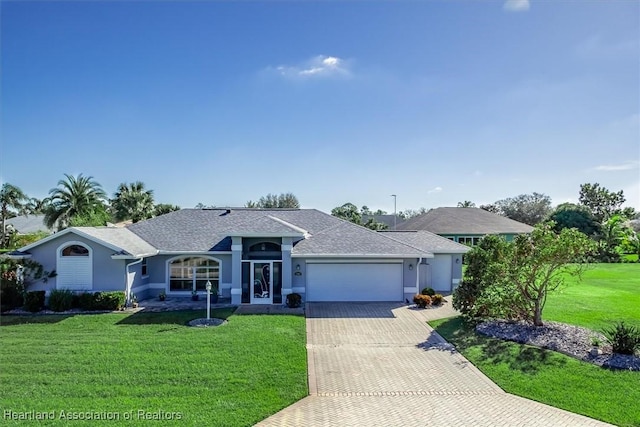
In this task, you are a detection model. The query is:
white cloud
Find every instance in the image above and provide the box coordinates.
[272,55,351,79]
[503,0,530,12]
[594,161,640,172]
[427,186,443,194]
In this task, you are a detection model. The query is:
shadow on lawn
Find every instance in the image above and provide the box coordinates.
[433,317,566,375]
[116,308,235,326]
[0,314,76,326]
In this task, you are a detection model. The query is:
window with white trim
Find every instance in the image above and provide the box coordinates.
[457,237,482,246]
[141,258,148,276]
[169,257,220,292]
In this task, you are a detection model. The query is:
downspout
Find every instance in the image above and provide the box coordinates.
[415,257,422,294]
[125,258,143,307]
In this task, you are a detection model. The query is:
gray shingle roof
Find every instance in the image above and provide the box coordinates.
[5,215,52,234]
[73,227,158,257]
[127,208,429,256]
[396,207,534,234]
[379,231,470,254]
[291,220,429,257]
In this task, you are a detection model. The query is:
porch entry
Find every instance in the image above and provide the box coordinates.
[241,261,282,304]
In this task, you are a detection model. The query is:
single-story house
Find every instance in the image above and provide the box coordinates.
[396,207,534,245]
[11,208,469,305]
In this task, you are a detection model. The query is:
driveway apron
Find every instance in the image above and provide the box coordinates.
[257,302,613,427]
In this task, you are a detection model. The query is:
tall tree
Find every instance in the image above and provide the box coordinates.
[578,183,627,224]
[44,174,108,230]
[1,183,29,244]
[479,204,499,214]
[154,203,181,216]
[457,201,476,208]
[331,202,388,230]
[112,181,155,223]
[547,203,598,236]
[398,207,427,219]
[494,192,552,226]
[25,197,51,215]
[245,192,300,208]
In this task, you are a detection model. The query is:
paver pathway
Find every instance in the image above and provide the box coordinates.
[257,302,613,427]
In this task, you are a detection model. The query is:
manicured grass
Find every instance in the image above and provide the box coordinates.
[0,309,307,426]
[431,317,640,427]
[545,263,640,331]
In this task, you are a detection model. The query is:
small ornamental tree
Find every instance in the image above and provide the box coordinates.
[454,222,594,326]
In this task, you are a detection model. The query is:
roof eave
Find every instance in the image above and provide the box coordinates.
[291,253,434,259]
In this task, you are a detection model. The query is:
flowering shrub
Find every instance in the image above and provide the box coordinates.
[413,294,432,308]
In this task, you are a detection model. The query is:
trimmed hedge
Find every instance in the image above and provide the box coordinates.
[421,287,436,297]
[78,291,126,311]
[24,291,46,312]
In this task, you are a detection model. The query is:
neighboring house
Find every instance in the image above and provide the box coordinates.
[396,207,534,245]
[11,208,469,305]
[4,215,53,235]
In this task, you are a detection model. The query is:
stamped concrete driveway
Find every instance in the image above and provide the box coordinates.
[257,302,613,427]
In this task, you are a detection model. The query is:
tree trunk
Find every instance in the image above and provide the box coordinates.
[533,299,544,326]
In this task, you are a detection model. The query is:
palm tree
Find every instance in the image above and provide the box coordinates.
[112,181,155,223]
[25,197,51,215]
[1,183,29,243]
[44,174,107,230]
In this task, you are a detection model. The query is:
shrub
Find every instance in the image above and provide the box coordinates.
[602,322,640,355]
[48,289,75,312]
[431,294,444,305]
[413,294,431,308]
[286,293,302,308]
[78,292,95,311]
[421,287,436,296]
[71,293,81,309]
[24,291,45,312]
[93,291,126,311]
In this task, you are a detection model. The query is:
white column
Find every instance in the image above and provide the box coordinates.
[231,236,242,304]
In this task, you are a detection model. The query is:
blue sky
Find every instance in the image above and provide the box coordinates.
[2,0,639,213]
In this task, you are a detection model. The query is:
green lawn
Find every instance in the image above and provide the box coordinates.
[545,263,640,330]
[430,263,640,427]
[431,317,640,427]
[0,309,307,426]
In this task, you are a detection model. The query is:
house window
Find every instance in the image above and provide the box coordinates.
[141,258,148,276]
[457,237,481,246]
[169,257,220,292]
[61,244,90,256]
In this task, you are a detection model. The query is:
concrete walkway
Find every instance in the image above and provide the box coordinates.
[257,302,613,427]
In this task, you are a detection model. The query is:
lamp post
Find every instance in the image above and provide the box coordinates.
[205,280,212,320]
[391,194,397,230]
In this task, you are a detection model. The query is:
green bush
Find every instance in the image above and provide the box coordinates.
[48,289,75,312]
[93,291,126,311]
[413,294,431,308]
[286,293,302,308]
[431,294,444,305]
[24,291,45,312]
[78,293,96,311]
[421,287,436,296]
[602,322,640,355]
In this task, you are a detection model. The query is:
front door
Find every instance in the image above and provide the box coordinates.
[251,262,272,304]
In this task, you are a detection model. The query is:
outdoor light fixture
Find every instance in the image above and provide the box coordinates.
[205,281,212,320]
[296,264,301,271]
[409,264,413,270]
[456,258,460,264]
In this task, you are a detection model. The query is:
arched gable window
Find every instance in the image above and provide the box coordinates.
[249,242,281,252]
[61,244,90,256]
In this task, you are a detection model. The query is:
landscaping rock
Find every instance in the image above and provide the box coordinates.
[188,318,227,327]
[477,319,640,371]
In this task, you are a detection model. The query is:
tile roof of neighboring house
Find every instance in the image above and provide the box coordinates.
[4,215,53,234]
[379,230,471,254]
[396,207,534,235]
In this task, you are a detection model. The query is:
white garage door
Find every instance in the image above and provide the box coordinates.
[306,263,403,302]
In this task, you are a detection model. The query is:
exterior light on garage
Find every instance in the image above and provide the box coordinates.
[409,264,413,270]
[296,264,301,271]
[456,258,460,264]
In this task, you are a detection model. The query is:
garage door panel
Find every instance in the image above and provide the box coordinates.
[307,263,402,302]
